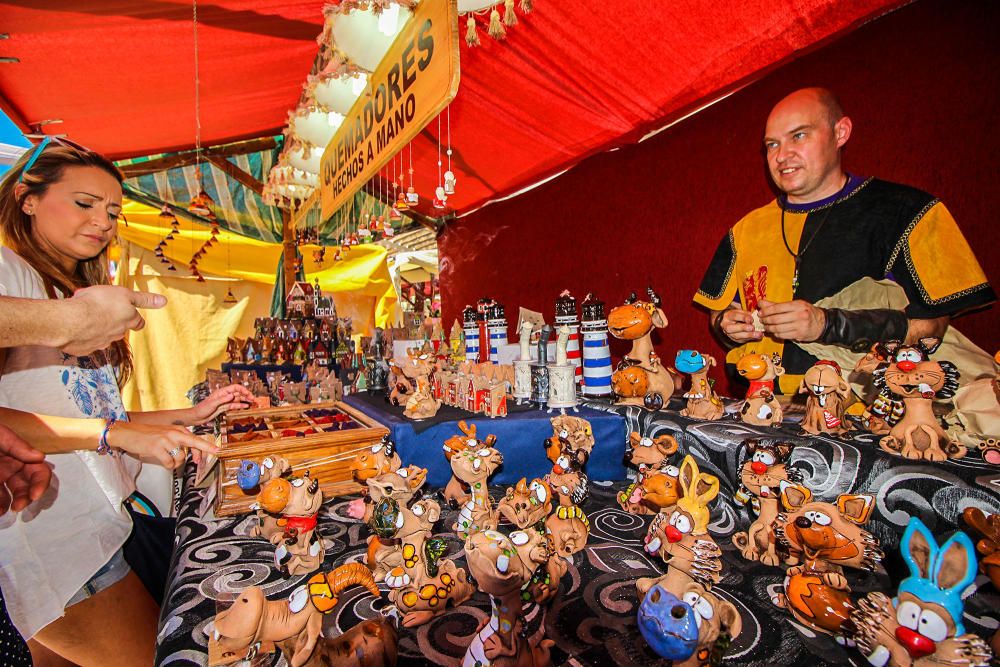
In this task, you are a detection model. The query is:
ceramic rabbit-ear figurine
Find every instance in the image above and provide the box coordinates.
[851,517,992,667]
[638,581,743,667]
[637,455,723,600]
[617,431,681,515]
[798,360,852,435]
[731,439,800,566]
[873,338,965,461]
[675,350,725,421]
[207,563,380,667]
[736,352,785,426]
[462,528,556,667]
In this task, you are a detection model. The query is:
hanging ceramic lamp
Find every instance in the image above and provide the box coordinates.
[223,287,238,304]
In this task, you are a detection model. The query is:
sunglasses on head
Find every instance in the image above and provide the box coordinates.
[18,135,92,184]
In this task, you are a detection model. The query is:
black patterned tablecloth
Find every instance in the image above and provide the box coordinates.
[154,402,1000,667]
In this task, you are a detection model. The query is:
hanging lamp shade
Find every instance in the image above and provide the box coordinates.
[223,288,238,304]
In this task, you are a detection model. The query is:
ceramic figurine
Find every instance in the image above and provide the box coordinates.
[513,319,534,404]
[544,415,596,468]
[554,290,582,384]
[730,440,801,566]
[441,421,496,509]
[276,612,398,667]
[255,471,325,576]
[497,477,552,529]
[486,301,508,364]
[609,288,678,410]
[351,435,402,484]
[638,581,742,667]
[979,438,1000,466]
[580,293,613,397]
[444,170,456,195]
[637,455,723,600]
[873,338,965,461]
[853,342,904,434]
[530,324,554,409]
[547,324,578,413]
[389,347,441,420]
[963,507,1000,657]
[770,485,883,643]
[617,431,681,516]
[451,444,504,540]
[675,350,725,421]
[462,529,556,667]
[365,328,390,394]
[545,454,588,507]
[798,360,851,435]
[736,352,785,426]
[208,563,379,667]
[545,504,590,558]
[382,495,475,627]
[349,469,428,583]
[851,517,992,667]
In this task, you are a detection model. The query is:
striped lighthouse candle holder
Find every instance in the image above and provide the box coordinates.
[555,290,582,384]
[462,305,481,363]
[486,301,508,364]
[580,293,613,397]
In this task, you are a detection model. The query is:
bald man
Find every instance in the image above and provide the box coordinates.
[694,88,995,393]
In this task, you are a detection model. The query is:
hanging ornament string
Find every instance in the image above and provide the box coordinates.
[193,0,201,170]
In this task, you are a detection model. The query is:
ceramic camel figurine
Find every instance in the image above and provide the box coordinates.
[873,338,965,461]
[731,439,800,566]
[608,287,680,410]
[675,350,725,421]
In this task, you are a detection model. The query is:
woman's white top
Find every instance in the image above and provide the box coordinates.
[0,246,139,639]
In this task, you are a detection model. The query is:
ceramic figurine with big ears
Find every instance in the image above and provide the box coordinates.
[442,421,496,508]
[731,439,800,566]
[208,563,384,667]
[736,352,785,426]
[638,580,743,667]
[873,337,965,461]
[451,443,504,540]
[617,431,681,516]
[675,350,725,421]
[798,360,851,435]
[608,287,679,410]
[254,470,325,576]
[462,528,556,667]
[850,517,992,667]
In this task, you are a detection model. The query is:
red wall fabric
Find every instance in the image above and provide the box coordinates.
[439,0,999,394]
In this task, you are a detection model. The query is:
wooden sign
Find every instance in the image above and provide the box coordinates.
[320,0,460,219]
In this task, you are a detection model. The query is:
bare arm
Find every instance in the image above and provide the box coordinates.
[905,315,949,343]
[128,384,254,427]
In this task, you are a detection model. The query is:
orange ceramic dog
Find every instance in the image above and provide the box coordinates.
[608,288,680,410]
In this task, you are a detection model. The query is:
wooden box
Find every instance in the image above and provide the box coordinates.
[214,401,388,517]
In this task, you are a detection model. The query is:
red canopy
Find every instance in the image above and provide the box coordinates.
[0,0,905,214]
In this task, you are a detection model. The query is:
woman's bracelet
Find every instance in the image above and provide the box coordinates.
[97,418,119,455]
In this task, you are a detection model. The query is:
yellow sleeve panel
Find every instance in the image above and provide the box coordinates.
[904,202,989,304]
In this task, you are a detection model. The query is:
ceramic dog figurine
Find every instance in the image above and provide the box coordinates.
[798,360,851,435]
[349,467,428,582]
[771,486,883,642]
[675,350,725,421]
[638,581,743,667]
[442,421,497,508]
[497,478,552,530]
[351,435,403,484]
[208,562,379,667]
[963,507,1000,657]
[874,338,964,461]
[617,431,681,515]
[736,352,785,426]
[637,455,723,600]
[254,471,325,576]
[462,528,556,667]
[850,517,992,667]
[731,440,800,566]
[608,288,679,410]
[451,444,503,540]
[544,415,596,468]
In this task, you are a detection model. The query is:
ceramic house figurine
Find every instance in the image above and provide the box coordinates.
[675,350,725,421]
[736,352,785,426]
[851,517,992,667]
[731,440,801,566]
[609,288,677,410]
[462,528,556,667]
[617,431,681,515]
[873,338,965,461]
[580,292,613,397]
[636,455,723,600]
[451,444,504,540]
[254,471,325,576]
[207,562,381,666]
[770,485,883,643]
[547,324,578,413]
[638,581,743,667]
[798,360,851,435]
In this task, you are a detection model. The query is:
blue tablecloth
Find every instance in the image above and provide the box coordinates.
[343,395,628,487]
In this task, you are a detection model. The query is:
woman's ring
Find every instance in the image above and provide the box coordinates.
[168,447,182,457]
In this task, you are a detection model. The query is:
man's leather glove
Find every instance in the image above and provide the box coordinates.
[818,308,909,352]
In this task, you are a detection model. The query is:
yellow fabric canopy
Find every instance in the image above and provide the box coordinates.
[116,200,398,411]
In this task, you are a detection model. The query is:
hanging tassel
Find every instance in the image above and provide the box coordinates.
[519,0,533,13]
[488,8,506,39]
[504,0,518,26]
[465,15,480,47]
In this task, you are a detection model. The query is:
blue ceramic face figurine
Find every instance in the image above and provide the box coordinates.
[237,460,261,491]
[638,583,700,660]
[675,350,707,375]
